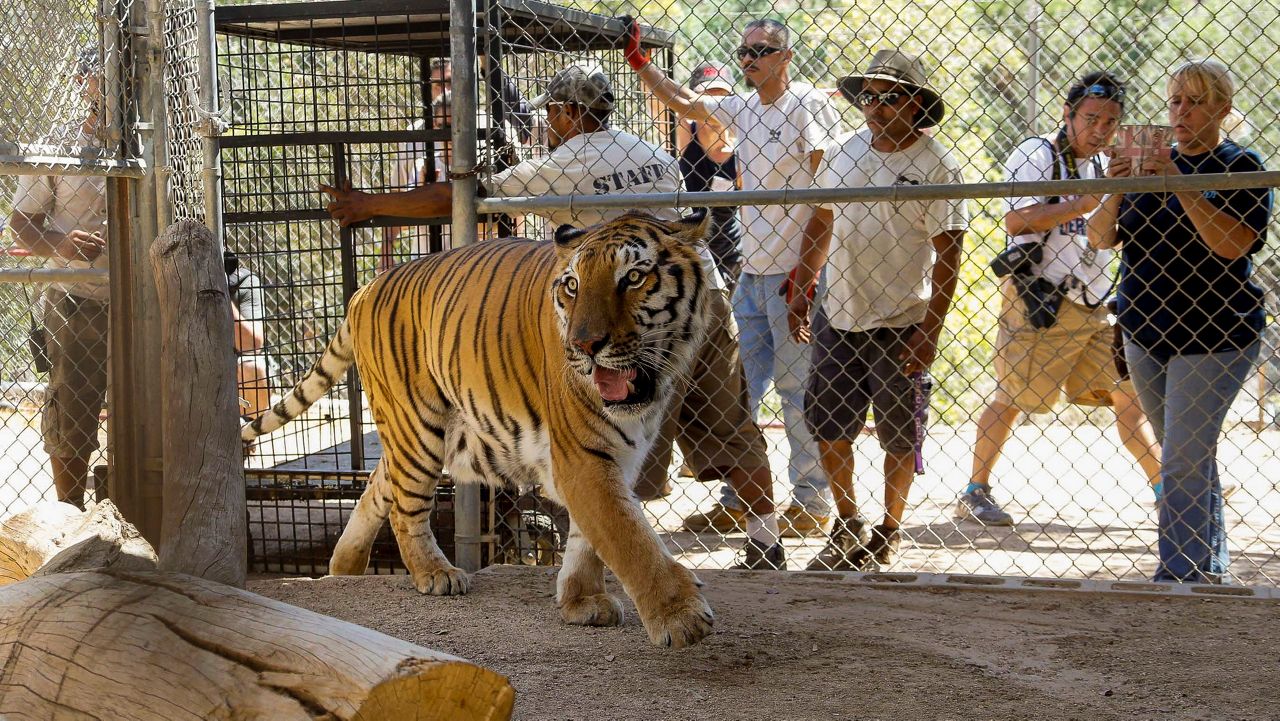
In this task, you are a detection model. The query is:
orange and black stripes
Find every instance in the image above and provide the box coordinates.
[240,212,712,538]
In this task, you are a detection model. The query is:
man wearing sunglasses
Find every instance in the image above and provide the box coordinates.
[623,16,842,540]
[787,50,967,570]
[958,71,1161,527]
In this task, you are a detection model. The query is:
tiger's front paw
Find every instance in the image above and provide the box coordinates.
[558,592,624,627]
[641,592,715,649]
[412,564,471,596]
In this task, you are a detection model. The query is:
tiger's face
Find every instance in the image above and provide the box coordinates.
[552,210,712,416]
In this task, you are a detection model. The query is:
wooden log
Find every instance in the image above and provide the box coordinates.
[0,500,158,584]
[0,570,515,720]
[149,220,247,587]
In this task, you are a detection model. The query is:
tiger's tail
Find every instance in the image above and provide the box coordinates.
[240,319,356,443]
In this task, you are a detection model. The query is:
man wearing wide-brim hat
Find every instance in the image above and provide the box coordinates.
[836,49,946,129]
[790,48,968,572]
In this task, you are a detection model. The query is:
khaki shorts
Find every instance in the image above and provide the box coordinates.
[41,292,109,458]
[993,281,1117,414]
[637,289,770,494]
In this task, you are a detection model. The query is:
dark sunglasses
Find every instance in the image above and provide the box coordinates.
[1067,83,1125,104]
[854,90,911,108]
[735,45,784,60]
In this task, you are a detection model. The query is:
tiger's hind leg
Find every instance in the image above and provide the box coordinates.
[329,458,392,575]
[556,521,624,627]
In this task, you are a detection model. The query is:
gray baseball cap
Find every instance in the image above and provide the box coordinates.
[529,64,616,112]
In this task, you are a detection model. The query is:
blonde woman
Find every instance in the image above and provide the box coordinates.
[1088,59,1272,583]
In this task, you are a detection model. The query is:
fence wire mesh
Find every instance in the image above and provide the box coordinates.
[466,0,1280,586]
[164,0,212,221]
[15,0,1270,587]
[192,0,1280,586]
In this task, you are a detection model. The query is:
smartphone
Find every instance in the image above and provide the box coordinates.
[1113,124,1171,165]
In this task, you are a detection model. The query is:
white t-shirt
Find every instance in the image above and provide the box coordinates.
[11,131,109,301]
[816,130,969,332]
[1005,135,1114,306]
[484,128,722,289]
[702,83,842,274]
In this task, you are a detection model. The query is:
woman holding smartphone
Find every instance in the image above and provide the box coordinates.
[1088,59,1272,583]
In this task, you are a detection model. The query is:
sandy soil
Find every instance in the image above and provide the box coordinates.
[249,566,1280,721]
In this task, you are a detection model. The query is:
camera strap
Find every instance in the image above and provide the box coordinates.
[1042,130,1112,309]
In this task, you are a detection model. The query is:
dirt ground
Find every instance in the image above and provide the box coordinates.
[249,566,1280,721]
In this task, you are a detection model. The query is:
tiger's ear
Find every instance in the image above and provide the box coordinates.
[672,207,710,246]
[554,223,588,249]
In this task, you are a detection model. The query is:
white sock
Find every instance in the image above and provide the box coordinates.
[746,512,780,547]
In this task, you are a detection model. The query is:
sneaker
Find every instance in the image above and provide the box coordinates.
[954,487,1014,526]
[732,538,786,570]
[681,503,745,533]
[780,505,831,538]
[805,514,872,571]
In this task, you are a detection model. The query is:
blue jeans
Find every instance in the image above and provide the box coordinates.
[1124,339,1259,583]
[720,272,830,513]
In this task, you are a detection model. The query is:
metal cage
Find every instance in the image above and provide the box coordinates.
[215,0,672,574]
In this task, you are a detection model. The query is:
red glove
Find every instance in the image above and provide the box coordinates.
[619,15,651,71]
[779,268,817,304]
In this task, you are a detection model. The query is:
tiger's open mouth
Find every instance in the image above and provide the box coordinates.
[592,364,657,407]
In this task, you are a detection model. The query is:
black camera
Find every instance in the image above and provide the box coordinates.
[1011,274,1064,330]
[988,241,1062,330]
[989,241,1042,278]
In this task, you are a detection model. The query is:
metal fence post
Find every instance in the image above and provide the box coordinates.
[1023,0,1041,136]
[194,0,223,244]
[450,0,483,573]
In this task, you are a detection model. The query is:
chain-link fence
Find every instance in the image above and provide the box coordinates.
[185,0,1280,587]
[9,0,1274,589]
[463,0,1280,586]
[0,1,141,516]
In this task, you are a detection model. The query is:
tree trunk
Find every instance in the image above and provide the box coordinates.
[0,500,158,584]
[0,502,514,720]
[0,570,514,720]
[149,219,247,587]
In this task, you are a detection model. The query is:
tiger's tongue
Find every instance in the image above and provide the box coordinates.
[593,366,637,401]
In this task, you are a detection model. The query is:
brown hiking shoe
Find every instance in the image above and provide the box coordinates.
[681,503,745,533]
[855,527,906,573]
[805,515,871,571]
[780,505,830,538]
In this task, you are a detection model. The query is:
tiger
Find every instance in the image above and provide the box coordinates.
[241,210,716,648]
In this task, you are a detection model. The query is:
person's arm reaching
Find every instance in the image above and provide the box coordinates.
[321,181,453,227]
[621,16,716,125]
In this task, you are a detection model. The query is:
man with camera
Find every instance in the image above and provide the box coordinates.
[958,71,1153,525]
